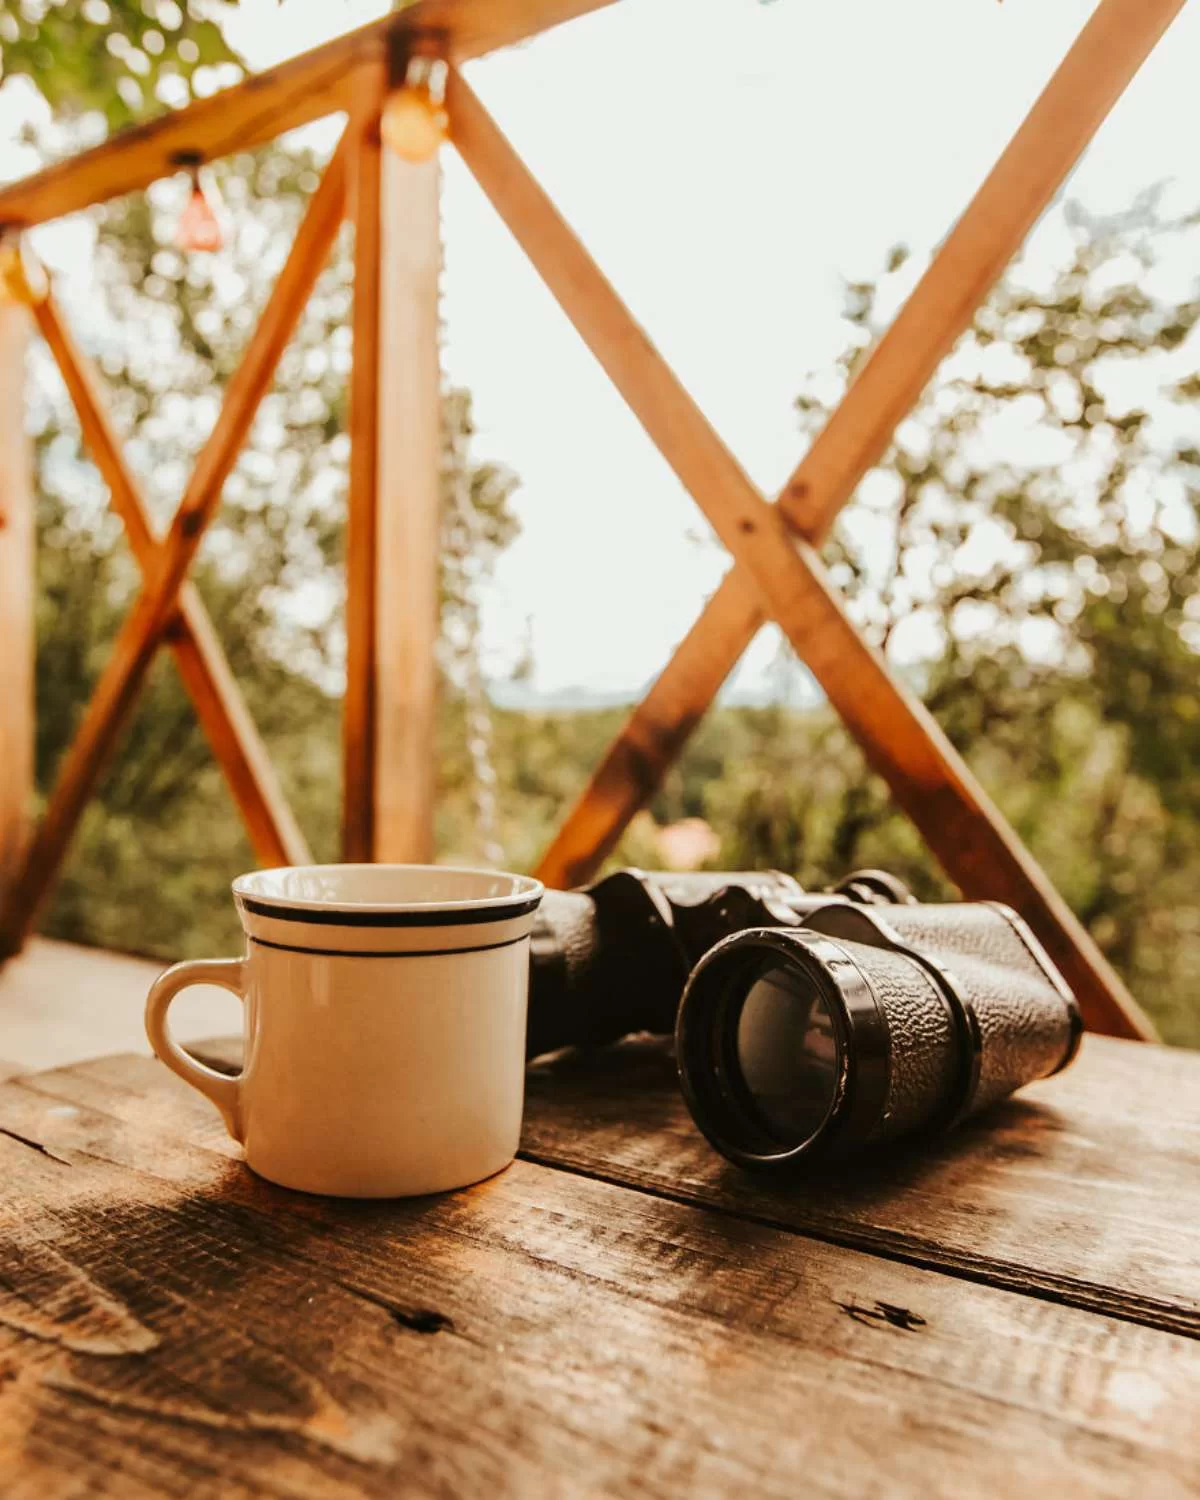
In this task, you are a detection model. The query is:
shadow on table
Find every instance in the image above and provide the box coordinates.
[521,1032,1070,1213]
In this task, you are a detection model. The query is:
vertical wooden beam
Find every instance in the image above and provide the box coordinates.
[0,300,33,936]
[342,90,386,863]
[343,76,443,864]
[375,146,442,864]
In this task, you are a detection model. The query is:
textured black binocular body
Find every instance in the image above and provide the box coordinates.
[528,869,1081,1169]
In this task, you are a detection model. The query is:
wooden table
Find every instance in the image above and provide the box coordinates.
[0,1033,1196,1498]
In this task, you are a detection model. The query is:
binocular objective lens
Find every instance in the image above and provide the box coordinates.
[735,963,839,1145]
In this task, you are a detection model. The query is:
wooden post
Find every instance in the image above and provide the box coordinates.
[343,79,442,864]
[0,299,33,939]
[375,145,442,863]
[342,100,385,863]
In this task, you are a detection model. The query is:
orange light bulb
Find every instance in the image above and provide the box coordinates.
[381,85,447,163]
[176,168,224,253]
[381,55,448,164]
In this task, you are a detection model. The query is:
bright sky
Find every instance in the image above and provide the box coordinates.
[8,0,1200,701]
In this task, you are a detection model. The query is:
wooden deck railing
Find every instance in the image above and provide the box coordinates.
[0,0,1182,1040]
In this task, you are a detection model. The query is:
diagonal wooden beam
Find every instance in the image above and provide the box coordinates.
[0,1,619,231]
[0,300,34,925]
[447,67,1156,1040]
[33,290,312,869]
[534,0,1187,896]
[0,138,348,954]
[538,569,760,888]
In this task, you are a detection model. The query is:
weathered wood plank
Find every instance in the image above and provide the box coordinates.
[0,1,619,231]
[0,302,33,934]
[515,1034,1200,1337]
[0,1056,1197,1499]
[185,1031,1200,1335]
[448,67,1152,1042]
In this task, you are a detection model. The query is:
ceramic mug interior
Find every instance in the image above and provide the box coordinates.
[232,863,543,915]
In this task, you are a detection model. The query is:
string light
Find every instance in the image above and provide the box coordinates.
[172,154,225,253]
[381,54,448,164]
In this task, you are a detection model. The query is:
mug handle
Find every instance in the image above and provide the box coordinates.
[145,957,246,1143]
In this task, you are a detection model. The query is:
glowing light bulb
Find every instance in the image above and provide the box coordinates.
[175,167,224,253]
[381,56,448,164]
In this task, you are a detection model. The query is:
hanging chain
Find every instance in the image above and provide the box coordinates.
[445,401,503,867]
[437,176,501,867]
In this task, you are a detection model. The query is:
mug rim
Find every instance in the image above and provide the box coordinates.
[232,863,543,926]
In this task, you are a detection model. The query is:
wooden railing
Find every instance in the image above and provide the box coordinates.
[0,0,1183,1039]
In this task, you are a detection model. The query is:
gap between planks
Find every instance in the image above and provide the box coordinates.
[28,1040,1200,1343]
[514,1145,1197,1343]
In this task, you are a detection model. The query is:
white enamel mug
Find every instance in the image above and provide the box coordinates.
[145,864,543,1197]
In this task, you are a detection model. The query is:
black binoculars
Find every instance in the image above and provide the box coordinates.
[528,869,1081,1171]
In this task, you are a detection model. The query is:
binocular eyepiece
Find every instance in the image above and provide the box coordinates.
[528,869,1082,1172]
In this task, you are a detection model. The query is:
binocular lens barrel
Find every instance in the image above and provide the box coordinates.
[676,909,1080,1170]
[675,930,893,1167]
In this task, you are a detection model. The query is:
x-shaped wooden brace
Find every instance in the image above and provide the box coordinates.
[0,125,351,953]
[448,0,1181,1039]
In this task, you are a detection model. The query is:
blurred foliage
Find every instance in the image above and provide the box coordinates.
[0,0,240,130]
[4,9,1200,1047]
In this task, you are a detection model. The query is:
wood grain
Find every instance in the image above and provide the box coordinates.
[33,293,310,870]
[448,68,1152,1042]
[516,1034,1200,1337]
[0,304,33,934]
[188,1030,1200,1335]
[0,144,347,953]
[533,0,1186,915]
[0,1,619,231]
[0,1053,1197,1498]
[372,148,443,864]
[343,93,443,863]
